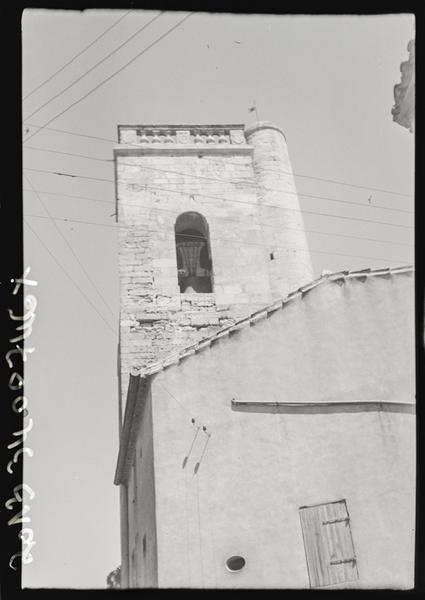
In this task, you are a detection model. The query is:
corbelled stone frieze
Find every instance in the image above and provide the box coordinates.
[118,124,247,145]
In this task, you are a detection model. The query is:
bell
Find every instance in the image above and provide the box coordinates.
[177,240,204,276]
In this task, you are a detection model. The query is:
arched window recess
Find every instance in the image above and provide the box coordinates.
[175,212,213,294]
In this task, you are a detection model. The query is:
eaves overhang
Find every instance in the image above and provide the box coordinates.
[114,263,414,485]
[114,373,149,485]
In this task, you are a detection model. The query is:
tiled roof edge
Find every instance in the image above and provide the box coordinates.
[133,264,414,380]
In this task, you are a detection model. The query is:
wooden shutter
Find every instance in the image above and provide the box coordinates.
[299,500,358,587]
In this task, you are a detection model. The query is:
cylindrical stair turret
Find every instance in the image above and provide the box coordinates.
[245,121,313,299]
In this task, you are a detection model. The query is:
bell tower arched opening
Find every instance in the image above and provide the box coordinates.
[175,212,213,294]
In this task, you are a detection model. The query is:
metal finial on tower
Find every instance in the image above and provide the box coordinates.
[248,100,260,121]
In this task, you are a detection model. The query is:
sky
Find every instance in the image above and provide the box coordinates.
[21,9,414,588]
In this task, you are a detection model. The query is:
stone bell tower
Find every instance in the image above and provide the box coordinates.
[114,121,312,410]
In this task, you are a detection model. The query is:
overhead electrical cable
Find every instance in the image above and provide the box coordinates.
[24,215,411,264]
[25,145,113,163]
[156,381,192,418]
[22,207,412,247]
[22,12,195,143]
[22,167,414,230]
[24,219,117,336]
[23,9,133,101]
[23,188,113,204]
[202,156,414,198]
[24,145,413,215]
[123,162,414,215]
[24,167,113,183]
[22,123,413,199]
[25,213,117,228]
[24,173,116,319]
[23,12,163,121]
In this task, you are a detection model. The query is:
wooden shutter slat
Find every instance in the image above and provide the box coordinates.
[300,505,329,587]
[321,503,347,585]
[299,500,359,587]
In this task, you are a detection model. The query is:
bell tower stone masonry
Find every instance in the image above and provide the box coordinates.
[114,122,313,409]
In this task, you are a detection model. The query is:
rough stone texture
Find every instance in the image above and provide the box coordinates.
[128,269,414,589]
[115,122,313,409]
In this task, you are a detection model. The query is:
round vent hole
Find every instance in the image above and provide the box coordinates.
[226,555,246,572]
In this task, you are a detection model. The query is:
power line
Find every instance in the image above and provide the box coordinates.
[182,425,201,468]
[25,213,117,228]
[22,168,414,230]
[195,474,204,585]
[24,214,411,264]
[23,122,122,143]
[156,380,192,418]
[194,432,211,475]
[23,10,133,101]
[143,230,412,264]
[24,12,163,121]
[23,201,412,247]
[22,12,195,144]
[22,189,412,246]
[22,123,413,199]
[25,145,113,164]
[203,156,414,198]
[130,183,415,230]
[123,161,414,215]
[24,173,116,319]
[24,167,112,184]
[169,230,412,264]
[24,219,117,336]
[24,145,413,215]
[23,188,113,204]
